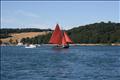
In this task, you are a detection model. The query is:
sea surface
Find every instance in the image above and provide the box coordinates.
[1,46,120,80]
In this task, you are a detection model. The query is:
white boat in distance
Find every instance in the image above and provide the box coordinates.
[25,44,36,48]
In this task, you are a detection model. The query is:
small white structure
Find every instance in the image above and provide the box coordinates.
[25,44,36,48]
[17,43,23,46]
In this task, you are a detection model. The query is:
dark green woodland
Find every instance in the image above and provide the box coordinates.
[1,21,120,44]
[21,21,120,44]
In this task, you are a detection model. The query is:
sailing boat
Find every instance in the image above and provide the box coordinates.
[49,24,73,48]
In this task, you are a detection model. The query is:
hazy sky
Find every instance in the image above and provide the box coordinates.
[1,1,120,29]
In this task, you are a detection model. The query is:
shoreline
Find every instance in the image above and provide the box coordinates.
[72,43,120,46]
[1,43,120,46]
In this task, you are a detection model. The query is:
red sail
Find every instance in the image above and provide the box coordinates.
[64,32,73,43]
[62,35,67,45]
[49,24,62,44]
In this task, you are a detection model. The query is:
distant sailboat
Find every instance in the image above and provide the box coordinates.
[49,24,73,48]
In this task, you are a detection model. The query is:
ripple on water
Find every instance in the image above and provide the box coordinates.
[1,46,120,80]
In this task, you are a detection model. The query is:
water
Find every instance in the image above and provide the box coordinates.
[1,46,120,80]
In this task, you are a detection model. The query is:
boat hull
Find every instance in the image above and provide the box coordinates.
[62,45,69,48]
[53,45,69,49]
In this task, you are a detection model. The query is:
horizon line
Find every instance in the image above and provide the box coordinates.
[1,21,120,30]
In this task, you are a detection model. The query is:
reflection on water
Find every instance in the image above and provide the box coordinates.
[1,46,120,80]
[52,48,69,54]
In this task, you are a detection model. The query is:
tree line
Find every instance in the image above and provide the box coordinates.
[21,21,120,44]
[68,21,120,43]
[21,33,52,44]
[0,28,52,34]
[0,28,52,39]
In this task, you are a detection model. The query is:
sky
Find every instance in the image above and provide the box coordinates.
[1,1,120,30]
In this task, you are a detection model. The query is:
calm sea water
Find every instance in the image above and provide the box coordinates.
[1,46,120,80]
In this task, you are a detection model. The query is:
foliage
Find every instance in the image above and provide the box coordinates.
[0,28,52,39]
[0,28,52,34]
[6,21,120,44]
[67,21,120,43]
[21,33,52,44]
[9,39,13,44]
[0,40,2,44]
[0,34,12,39]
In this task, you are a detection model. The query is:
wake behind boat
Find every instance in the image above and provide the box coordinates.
[49,24,73,48]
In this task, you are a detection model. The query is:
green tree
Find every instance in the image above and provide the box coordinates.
[0,40,2,45]
[9,39,13,44]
